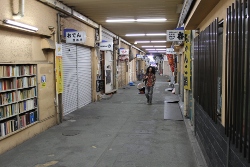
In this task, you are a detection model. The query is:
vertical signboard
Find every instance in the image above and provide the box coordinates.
[184,30,191,90]
[56,43,64,93]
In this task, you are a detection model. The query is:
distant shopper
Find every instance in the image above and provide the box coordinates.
[143,66,156,105]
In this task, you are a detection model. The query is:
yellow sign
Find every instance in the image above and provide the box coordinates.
[184,30,191,90]
[56,56,63,93]
[42,82,46,87]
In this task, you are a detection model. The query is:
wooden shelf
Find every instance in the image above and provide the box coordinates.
[0,121,39,141]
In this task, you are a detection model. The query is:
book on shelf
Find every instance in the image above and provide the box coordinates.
[0,80,15,91]
[0,117,18,137]
[0,92,16,105]
[0,104,18,119]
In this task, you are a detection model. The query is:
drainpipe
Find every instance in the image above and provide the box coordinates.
[13,0,25,19]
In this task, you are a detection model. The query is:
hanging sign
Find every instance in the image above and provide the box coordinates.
[136,54,143,59]
[99,42,113,51]
[184,30,191,90]
[166,48,176,54]
[66,31,86,43]
[119,49,129,55]
[166,30,184,42]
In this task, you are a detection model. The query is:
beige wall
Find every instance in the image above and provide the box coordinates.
[0,0,57,37]
[61,18,95,47]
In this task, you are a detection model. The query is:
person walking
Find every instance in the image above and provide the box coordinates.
[143,66,156,105]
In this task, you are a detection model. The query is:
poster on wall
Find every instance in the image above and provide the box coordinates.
[41,75,46,88]
[56,44,64,93]
[184,30,191,90]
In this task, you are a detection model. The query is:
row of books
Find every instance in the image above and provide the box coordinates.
[16,88,37,101]
[0,92,16,105]
[0,80,14,91]
[0,104,18,119]
[0,99,37,120]
[0,111,37,137]
[0,118,18,137]
[16,77,37,89]
[18,99,37,113]
[19,111,37,128]
[0,88,37,106]
[0,65,36,77]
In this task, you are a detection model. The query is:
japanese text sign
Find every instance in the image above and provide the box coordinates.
[66,31,86,43]
[166,30,184,42]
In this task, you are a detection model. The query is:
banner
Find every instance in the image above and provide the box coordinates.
[56,44,63,93]
[184,30,191,90]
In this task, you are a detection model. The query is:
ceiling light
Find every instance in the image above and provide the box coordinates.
[141,46,154,48]
[146,33,166,36]
[157,51,167,53]
[137,19,167,22]
[146,49,156,50]
[106,19,136,22]
[151,41,166,43]
[3,19,38,32]
[156,49,166,50]
[126,34,145,36]
[154,46,166,48]
[134,41,150,43]
[148,51,158,53]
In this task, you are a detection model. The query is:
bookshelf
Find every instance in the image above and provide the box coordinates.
[0,64,38,139]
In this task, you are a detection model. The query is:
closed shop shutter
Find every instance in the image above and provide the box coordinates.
[62,43,78,115]
[77,46,92,108]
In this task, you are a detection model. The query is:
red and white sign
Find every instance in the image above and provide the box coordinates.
[119,49,129,55]
[119,55,129,61]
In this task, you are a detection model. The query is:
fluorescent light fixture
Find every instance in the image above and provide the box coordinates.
[3,19,38,32]
[151,41,166,43]
[157,51,167,53]
[154,46,166,48]
[146,49,156,50]
[126,34,145,36]
[134,41,150,43]
[106,18,166,23]
[106,19,136,22]
[146,33,166,36]
[156,49,166,50]
[141,46,154,48]
[137,18,167,22]
[148,51,158,53]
